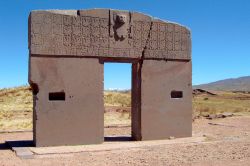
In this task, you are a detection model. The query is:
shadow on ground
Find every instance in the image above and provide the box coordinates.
[6,140,34,148]
[104,136,132,142]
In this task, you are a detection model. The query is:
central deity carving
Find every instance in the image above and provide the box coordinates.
[112,13,128,41]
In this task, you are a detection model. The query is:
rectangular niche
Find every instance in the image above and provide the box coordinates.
[171,91,183,99]
[49,92,65,101]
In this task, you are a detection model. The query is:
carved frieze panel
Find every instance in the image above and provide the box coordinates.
[144,21,191,59]
[29,10,191,60]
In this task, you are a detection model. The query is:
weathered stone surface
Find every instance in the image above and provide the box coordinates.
[131,63,142,140]
[7,140,34,159]
[141,60,192,140]
[29,9,191,60]
[28,9,192,146]
[29,57,104,146]
[144,20,191,60]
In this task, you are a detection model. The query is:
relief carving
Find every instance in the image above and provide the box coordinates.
[29,10,191,60]
[110,13,130,42]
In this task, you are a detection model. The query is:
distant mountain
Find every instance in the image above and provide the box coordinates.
[193,76,250,91]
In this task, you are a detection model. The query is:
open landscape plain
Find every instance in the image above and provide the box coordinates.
[0,86,250,165]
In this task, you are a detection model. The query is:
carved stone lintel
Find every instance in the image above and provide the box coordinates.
[29,9,191,60]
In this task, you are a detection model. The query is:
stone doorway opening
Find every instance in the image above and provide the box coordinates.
[103,61,141,141]
[29,9,192,147]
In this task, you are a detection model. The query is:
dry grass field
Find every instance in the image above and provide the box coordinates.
[0,86,250,131]
[193,90,250,117]
[0,86,32,130]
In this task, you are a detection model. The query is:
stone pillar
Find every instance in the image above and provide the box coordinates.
[29,57,104,146]
[141,60,192,140]
[131,62,142,140]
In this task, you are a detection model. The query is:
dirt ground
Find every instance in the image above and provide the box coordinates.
[0,115,250,166]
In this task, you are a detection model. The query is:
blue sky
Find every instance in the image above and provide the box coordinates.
[0,0,249,89]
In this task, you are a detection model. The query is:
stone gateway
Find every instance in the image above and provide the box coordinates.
[28,9,192,147]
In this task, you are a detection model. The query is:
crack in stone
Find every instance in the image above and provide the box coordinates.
[135,21,153,141]
[141,20,153,61]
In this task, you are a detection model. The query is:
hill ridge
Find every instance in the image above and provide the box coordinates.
[194,76,250,91]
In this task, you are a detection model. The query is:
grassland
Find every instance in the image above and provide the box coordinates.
[0,86,32,130]
[193,91,250,117]
[104,91,131,107]
[0,86,250,131]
